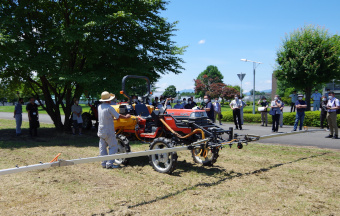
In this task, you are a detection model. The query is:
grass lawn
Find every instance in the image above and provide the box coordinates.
[0,119,339,215]
[0,104,91,115]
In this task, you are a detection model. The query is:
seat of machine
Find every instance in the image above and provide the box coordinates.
[135,104,152,120]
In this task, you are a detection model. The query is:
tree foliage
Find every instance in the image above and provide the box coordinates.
[195,65,224,98]
[275,25,340,110]
[0,0,185,130]
[163,85,177,98]
[194,75,238,99]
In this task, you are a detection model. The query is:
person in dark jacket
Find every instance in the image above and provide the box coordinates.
[320,96,329,130]
[26,97,39,137]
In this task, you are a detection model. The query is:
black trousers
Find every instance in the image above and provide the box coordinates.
[233,109,242,129]
[290,102,296,112]
[320,113,329,129]
[272,114,280,132]
[29,119,38,137]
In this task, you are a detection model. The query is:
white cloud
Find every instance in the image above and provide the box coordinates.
[198,39,205,44]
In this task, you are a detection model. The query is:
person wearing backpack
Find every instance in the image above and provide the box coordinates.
[325,92,340,139]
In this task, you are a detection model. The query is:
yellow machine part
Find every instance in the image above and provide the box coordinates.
[111,105,138,131]
[110,104,155,131]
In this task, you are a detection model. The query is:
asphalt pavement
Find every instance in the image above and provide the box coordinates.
[219,123,340,150]
[0,112,63,124]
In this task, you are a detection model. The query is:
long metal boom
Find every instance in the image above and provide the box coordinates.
[0,139,209,176]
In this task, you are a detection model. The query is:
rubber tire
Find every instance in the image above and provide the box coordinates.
[149,138,177,174]
[191,146,219,166]
[82,112,92,130]
[115,134,131,166]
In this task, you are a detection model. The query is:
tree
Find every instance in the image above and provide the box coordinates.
[163,85,177,98]
[275,25,340,110]
[249,89,265,96]
[0,0,185,130]
[195,65,224,98]
[195,75,223,98]
[221,86,238,100]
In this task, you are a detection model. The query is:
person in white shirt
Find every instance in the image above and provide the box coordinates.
[311,89,322,111]
[214,98,222,125]
[162,98,172,109]
[97,91,131,169]
[71,99,83,135]
[270,95,282,132]
[173,100,182,109]
[229,95,243,130]
[325,92,340,139]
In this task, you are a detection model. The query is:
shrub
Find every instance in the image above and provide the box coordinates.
[222,110,340,127]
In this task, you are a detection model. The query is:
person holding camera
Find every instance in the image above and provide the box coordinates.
[325,92,339,139]
[320,96,329,131]
[257,96,268,127]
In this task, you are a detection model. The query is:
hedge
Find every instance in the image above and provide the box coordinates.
[221,111,340,127]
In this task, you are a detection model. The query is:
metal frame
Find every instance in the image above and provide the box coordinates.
[0,129,323,176]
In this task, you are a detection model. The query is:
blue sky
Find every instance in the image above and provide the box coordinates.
[155,0,340,95]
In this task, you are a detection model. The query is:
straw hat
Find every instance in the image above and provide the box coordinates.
[99,91,115,102]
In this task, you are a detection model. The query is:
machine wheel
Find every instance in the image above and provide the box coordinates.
[149,138,177,174]
[82,113,92,130]
[191,145,219,166]
[115,134,131,166]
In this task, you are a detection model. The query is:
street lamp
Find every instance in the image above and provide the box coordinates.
[240,59,262,114]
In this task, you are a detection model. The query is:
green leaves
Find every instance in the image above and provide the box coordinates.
[0,0,185,129]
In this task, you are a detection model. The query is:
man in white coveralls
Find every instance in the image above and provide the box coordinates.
[98,91,131,169]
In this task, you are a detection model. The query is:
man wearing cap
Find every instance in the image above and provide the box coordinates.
[325,91,339,139]
[293,94,307,131]
[311,89,322,111]
[98,91,131,169]
[289,90,298,112]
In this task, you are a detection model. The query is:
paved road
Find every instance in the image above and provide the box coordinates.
[0,112,63,124]
[0,112,339,150]
[219,123,340,150]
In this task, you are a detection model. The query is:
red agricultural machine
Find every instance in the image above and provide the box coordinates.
[111,75,258,173]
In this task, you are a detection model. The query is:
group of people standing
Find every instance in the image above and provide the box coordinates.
[257,90,339,139]
[13,97,39,137]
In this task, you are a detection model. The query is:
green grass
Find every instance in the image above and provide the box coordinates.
[0,119,339,215]
[0,104,90,115]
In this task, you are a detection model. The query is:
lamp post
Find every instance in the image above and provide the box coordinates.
[237,72,246,98]
[240,59,262,114]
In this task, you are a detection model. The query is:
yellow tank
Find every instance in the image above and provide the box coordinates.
[111,104,154,131]
[111,105,138,131]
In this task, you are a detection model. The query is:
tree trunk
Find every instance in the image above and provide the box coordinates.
[305,87,312,111]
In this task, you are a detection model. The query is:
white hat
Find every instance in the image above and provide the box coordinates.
[99,91,115,102]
